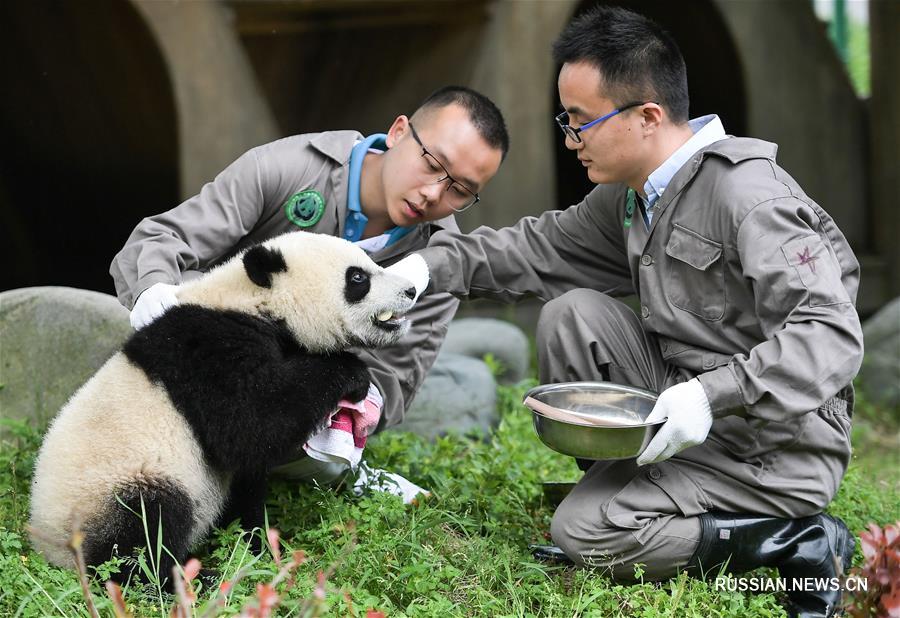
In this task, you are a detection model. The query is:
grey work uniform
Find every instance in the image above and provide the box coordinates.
[417,137,863,580]
[111,131,460,432]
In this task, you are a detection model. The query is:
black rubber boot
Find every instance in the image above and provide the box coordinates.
[529,544,575,565]
[686,512,855,618]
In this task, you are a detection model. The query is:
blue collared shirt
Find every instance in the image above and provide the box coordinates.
[642,115,728,226]
[344,134,413,251]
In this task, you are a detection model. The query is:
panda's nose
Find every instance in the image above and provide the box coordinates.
[403,286,416,300]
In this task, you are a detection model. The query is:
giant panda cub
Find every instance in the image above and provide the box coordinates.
[30,231,418,585]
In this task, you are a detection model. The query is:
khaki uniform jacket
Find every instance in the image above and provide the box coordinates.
[111,131,461,429]
[419,137,863,455]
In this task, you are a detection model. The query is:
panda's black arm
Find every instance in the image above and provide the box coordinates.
[191,348,369,472]
[125,306,370,473]
[211,349,371,472]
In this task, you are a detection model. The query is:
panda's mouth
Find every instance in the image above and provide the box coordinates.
[373,309,409,331]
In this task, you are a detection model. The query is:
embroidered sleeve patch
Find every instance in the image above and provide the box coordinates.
[780,236,850,307]
[795,245,819,274]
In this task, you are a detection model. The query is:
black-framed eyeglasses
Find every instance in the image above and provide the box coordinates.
[409,123,480,213]
[555,101,649,143]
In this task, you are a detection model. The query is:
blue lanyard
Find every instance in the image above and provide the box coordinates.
[344,134,413,246]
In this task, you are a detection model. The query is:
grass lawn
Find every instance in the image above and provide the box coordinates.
[0,378,897,617]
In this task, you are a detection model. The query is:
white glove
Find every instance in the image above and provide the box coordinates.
[130,282,180,330]
[384,254,429,301]
[636,378,713,466]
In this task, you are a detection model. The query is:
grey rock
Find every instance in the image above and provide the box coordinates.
[859,297,900,414]
[395,352,498,440]
[443,317,530,384]
[0,287,131,428]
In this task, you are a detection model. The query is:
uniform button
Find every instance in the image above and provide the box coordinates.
[641,254,653,266]
[641,305,650,319]
[648,466,661,480]
[703,357,715,369]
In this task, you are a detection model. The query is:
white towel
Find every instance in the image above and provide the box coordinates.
[303,383,430,504]
[304,383,382,470]
[352,462,430,505]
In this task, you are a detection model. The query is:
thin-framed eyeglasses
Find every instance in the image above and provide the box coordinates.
[555,101,649,143]
[408,123,480,213]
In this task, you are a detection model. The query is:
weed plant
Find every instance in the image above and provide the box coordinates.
[0,379,897,617]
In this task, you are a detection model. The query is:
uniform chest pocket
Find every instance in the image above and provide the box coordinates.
[664,224,726,320]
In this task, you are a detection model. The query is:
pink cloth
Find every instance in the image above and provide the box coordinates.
[303,383,383,469]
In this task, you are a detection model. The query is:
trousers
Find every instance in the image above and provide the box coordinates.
[539,290,852,580]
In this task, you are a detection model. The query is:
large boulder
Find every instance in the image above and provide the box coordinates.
[0,287,131,429]
[397,351,498,440]
[442,317,530,384]
[389,317,532,439]
[859,297,900,415]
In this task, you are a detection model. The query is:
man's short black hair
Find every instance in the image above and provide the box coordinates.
[552,6,689,124]
[416,86,510,160]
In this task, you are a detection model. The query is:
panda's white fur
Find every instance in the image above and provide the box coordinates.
[178,232,414,352]
[30,231,416,582]
[30,355,229,568]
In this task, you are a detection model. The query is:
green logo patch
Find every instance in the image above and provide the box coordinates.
[284,190,325,228]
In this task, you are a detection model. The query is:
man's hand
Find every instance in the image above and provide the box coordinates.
[384,254,429,302]
[636,378,713,466]
[130,282,179,330]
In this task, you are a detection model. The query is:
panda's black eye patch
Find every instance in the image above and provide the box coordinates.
[345,267,371,303]
[243,244,288,288]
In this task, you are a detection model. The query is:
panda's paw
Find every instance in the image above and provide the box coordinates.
[344,378,371,405]
[344,381,370,406]
[339,356,371,404]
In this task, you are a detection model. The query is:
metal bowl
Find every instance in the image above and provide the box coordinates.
[524,382,662,460]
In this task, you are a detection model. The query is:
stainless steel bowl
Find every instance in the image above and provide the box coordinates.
[524,382,662,460]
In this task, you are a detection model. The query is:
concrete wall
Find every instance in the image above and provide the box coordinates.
[869,0,900,299]
[134,0,876,252]
[132,0,280,199]
[465,1,574,230]
[3,0,891,310]
[234,1,493,139]
[462,0,884,319]
[713,0,868,249]
[0,0,179,295]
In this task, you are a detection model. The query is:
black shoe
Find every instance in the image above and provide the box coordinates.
[686,512,855,618]
[529,544,575,565]
[779,514,855,618]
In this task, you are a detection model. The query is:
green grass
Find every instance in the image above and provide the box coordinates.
[1,380,897,617]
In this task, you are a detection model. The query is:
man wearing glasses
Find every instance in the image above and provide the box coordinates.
[111,86,508,484]
[395,7,861,617]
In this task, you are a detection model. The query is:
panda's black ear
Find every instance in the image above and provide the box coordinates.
[243,244,288,288]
